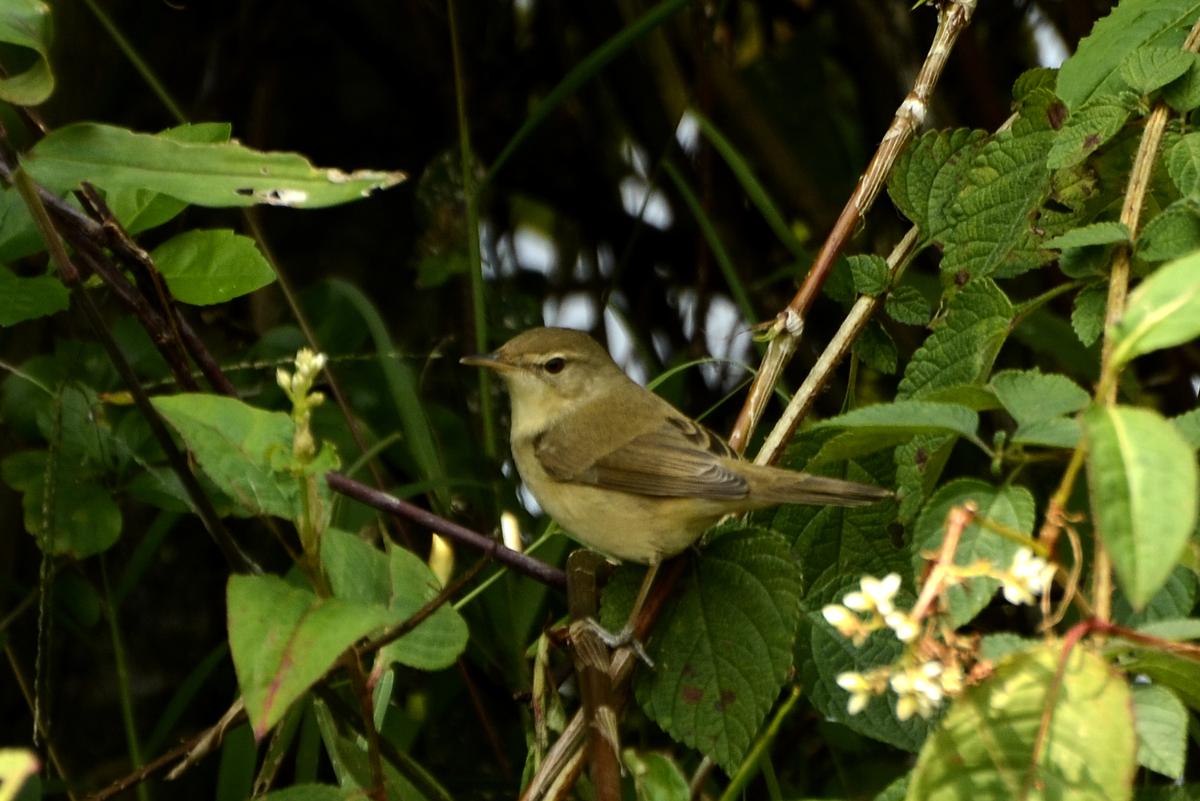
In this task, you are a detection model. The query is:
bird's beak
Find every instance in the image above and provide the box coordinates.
[460,351,515,371]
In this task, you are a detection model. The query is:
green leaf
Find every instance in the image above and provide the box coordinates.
[259,785,357,801]
[1168,134,1200,196]
[887,128,988,241]
[1047,96,1133,169]
[24,123,406,209]
[1122,649,1200,711]
[1172,407,1200,449]
[1112,250,1200,364]
[1115,566,1198,626]
[885,285,931,326]
[990,369,1089,424]
[0,0,54,105]
[979,633,1038,662]
[1132,684,1187,779]
[1,450,121,558]
[1045,221,1131,249]
[153,393,330,522]
[1136,617,1200,640]
[1135,200,1200,262]
[898,279,1013,400]
[1056,0,1200,110]
[809,401,979,466]
[0,266,68,327]
[319,529,467,671]
[623,750,690,801]
[912,480,1035,627]
[617,528,802,773]
[1121,45,1195,94]
[1072,283,1108,346]
[1010,417,1082,449]
[848,254,889,296]
[907,644,1135,801]
[228,574,397,738]
[1163,54,1200,111]
[852,320,897,375]
[1085,405,1199,608]
[151,229,276,305]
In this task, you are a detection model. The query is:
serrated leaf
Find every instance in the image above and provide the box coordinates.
[1057,0,1200,110]
[1047,97,1133,169]
[1072,284,1108,346]
[0,266,69,327]
[848,254,889,296]
[1085,405,1199,609]
[1135,200,1200,262]
[1164,54,1200,111]
[1115,567,1199,627]
[1168,134,1200,196]
[887,128,988,240]
[24,123,406,209]
[1133,684,1187,779]
[1112,250,1200,364]
[1173,408,1200,449]
[898,279,1013,400]
[885,285,931,326]
[1121,45,1195,94]
[809,401,979,466]
[907,644,1135,801]
[852,320,897,375]
[991,369,1089,424]
[228,574,397,738]
[152,393,331,522]
[912,480,1035,627]
[1045,221,1131,249]
[618,528,802,773]
[0,0,53,105]
[152,229,276,305]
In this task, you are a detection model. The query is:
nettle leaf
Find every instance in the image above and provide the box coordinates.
[0,266,69,326]
[809,400,979,466]
[1163,53,1200,111]
[1115,566,1199,627]
[153,393,332,522]
[1057,0,1200,110]
[887,128,988,241]
[885,285,931,326]
[227,574,397,739]
[852,320,897,375]
[1047,95,1133,170]
[991,368,1088,448]
[848,254,889,296]
[1135,199,1200,262]
[1133,684,1188,779]
[907,644,1135,801]
[1167,133,1200,195]
[911,480,1035,627]
[1112,250,1200,364]
[1085,406,1198,609]
[938,94,1062,281]
[1,450,121,558]
[0,0,54,105]
[605,527,802,773]
[1121,45,1195,94]
[151,229,277,305]
[1072,283,1108,346]
[1045,221,1131,249]
[24,123,406,209]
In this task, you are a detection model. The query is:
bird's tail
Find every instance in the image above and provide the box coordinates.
[745,465,892,507]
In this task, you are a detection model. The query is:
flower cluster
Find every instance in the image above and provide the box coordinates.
[1000,547,1056,605]
[822,573,916,645]
[277,348,328,461]
[836,660,964,721]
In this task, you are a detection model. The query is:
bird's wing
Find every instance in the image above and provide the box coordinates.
[534,398,749,500]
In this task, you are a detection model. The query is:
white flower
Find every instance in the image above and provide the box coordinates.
[885,611,919,643]
[1002,547,1057,605]
[837,669,888,715]
[843,573,901,615]
[890,661,948,721]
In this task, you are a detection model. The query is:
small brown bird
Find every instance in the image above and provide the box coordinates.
[463,327,890,565]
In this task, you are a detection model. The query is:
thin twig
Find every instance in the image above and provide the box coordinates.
[729,0,977,453]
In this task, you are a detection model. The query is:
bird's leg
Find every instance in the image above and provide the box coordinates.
[579,559,661,668]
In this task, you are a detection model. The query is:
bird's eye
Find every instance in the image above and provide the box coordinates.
[543,357,566,374]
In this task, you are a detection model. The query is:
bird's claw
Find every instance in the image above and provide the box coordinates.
[580,618,655,668]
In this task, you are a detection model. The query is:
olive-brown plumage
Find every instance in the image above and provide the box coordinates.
[463,327,889,564]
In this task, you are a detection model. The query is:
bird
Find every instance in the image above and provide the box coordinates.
[462,326,890,566]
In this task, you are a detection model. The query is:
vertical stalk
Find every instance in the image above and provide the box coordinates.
[102,559,151,801]
[447,0,496,458]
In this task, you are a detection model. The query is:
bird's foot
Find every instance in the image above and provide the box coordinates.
[579,618,654,668]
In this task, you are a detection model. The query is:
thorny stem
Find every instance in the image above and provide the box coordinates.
[729,0,978,453]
